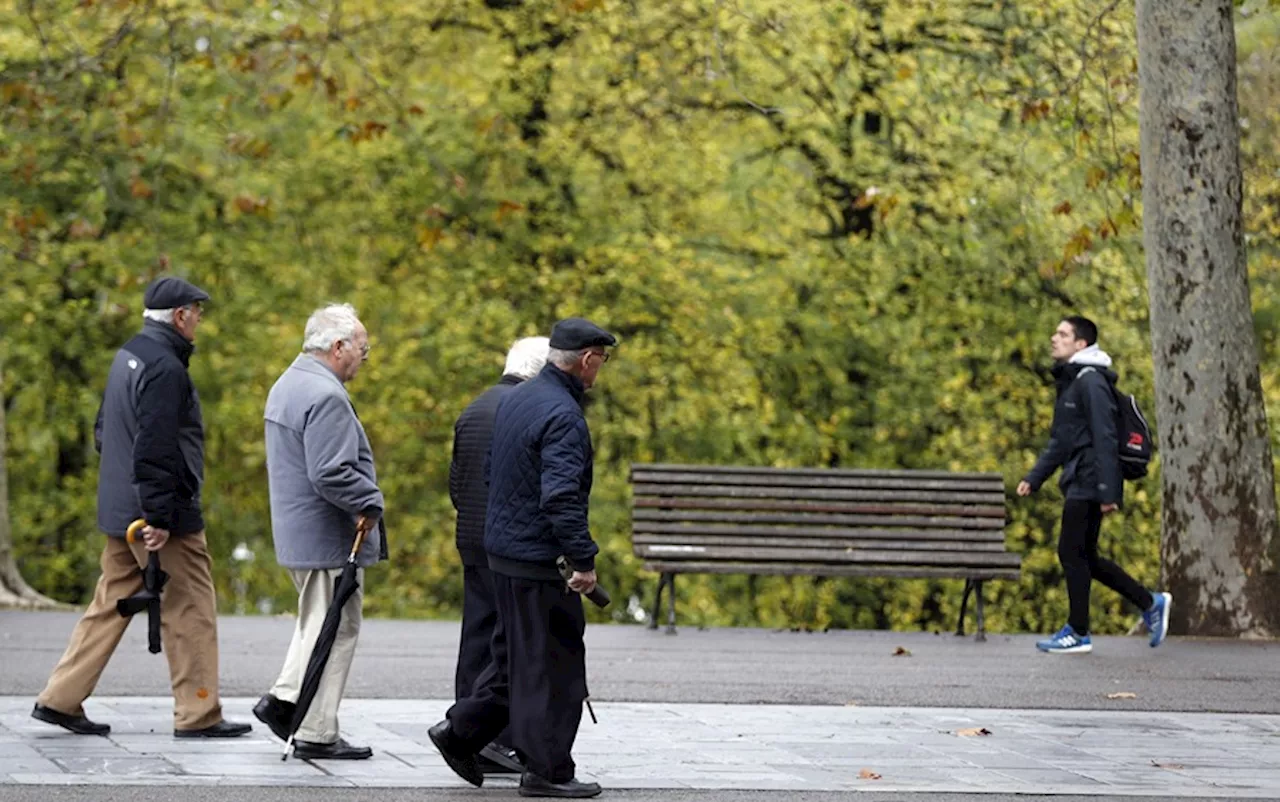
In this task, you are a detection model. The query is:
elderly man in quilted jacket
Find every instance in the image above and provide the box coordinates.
[429,318,615,800]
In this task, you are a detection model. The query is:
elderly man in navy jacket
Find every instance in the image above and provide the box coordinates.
[33,276,250,740]
[430,318,615,800]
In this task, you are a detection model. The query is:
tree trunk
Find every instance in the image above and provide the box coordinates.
[0,368,63,609]
[1136,0,1280,637]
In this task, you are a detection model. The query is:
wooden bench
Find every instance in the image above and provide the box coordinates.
[629,463,1020,640]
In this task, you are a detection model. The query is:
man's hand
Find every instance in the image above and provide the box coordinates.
[141,526,170,552]
[568,570,597,595]
[1016,480,1033,497]
[356,513,379,536]
[1101,503,1119,516]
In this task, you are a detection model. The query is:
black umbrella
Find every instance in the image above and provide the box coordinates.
[281,519,372,760]
[116,519,168,654]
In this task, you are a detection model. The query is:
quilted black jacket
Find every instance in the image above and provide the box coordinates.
[450,374,524,565]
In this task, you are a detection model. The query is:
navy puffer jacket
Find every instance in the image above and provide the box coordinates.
[483,364,599,571]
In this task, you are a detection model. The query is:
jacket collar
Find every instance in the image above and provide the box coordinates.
[139,320,195,367]
[293,353,349,394]
[499,373,524,387]
[541,363,585,405]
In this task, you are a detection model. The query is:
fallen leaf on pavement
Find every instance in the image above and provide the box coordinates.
[956,727,992,737]
[1106,692,1138,699]
[1152,760,1184,770]
[893,646,911,656]
[859,769,882,780]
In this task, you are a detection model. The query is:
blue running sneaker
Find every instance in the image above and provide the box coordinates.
[1036,624,1092,654]
[1143,592,1172,648]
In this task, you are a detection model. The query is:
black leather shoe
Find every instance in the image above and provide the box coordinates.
[252,694,296,741]
[479,741,524,774]
[428,720,483,787]
[293,737,373,760]
[174,720,252,738]
[31,703,110,736]
[519,772,603,798]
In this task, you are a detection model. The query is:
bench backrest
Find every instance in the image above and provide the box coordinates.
[629,463,1019,579]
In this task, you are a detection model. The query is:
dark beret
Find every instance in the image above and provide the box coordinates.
[143,276,210,310]
[549,318,618,351]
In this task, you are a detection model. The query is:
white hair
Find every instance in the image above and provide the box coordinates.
[141,305,194,324]
[504,336,550,379]
[547,347,587,369]
[302,303,362,353]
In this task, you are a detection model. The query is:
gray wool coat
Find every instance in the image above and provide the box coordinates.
[264,354,386,569]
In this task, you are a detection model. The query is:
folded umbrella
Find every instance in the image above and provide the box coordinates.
[115,519,168,655]
[282,518,372,760]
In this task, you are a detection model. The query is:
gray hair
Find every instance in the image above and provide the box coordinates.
[302,303,362,353]
[504,336,550,379]
[548,347,587,369]
[141,305,193,324]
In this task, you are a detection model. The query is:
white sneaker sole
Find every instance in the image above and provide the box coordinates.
[1151,592,1173,647]
[1038,642,1093,654]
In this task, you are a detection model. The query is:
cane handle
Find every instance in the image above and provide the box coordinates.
[126,519,148,545]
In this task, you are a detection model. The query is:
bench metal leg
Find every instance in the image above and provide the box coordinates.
[974,580,986,642]
[956,579,974,637]
[665,573,677,635]
[648,572,667,631]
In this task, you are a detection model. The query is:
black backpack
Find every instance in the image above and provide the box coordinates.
[1114,389,1154,480]
[1078,368,1154,480]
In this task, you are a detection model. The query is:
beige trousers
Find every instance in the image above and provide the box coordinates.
[270,567,363,744]
[38,533,224,731]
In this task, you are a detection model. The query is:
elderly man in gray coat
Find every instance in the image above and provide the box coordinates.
[252,303,386,761]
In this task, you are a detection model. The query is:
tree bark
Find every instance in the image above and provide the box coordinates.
[1136,0,1280,637]
[0,367,63,609]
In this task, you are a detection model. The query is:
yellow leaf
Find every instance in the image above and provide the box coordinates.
[956,727,992,737]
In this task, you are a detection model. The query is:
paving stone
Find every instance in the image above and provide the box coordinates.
[51,757,181,776]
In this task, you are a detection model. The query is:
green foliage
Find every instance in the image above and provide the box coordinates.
[3,0,1277,634]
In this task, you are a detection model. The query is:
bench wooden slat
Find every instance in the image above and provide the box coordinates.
[633,509,1007,530]
[641,560,1022,581]
[632,463,1000,481]
[634,480,1003,498]
[633,499,1007,523]
[630,471,1003,493]
[633,483,1005,504]
[635,544,1021,567]
[633,500,1005,518]
[634,505,1004,530]
[632,522,1006,542]
[633,534,1009,552]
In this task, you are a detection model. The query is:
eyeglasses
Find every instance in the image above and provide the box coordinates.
[589,350,611,363]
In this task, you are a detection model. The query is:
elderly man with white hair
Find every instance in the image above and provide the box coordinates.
[253,303,386,761]
[448,336,550,776]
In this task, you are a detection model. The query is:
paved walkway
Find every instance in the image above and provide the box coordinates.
[3,697,1280,796]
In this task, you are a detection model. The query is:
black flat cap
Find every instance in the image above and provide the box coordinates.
[143,276,210,310]
[549,318,617,351]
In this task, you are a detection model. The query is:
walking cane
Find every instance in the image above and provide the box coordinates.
[557,556,607,725]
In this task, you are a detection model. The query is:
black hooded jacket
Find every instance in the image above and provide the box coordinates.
[1024,360,1123,505]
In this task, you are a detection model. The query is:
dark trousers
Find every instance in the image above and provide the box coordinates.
[447,573,587,783]
[455,564,514,747]
[1059,498,1154,635]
